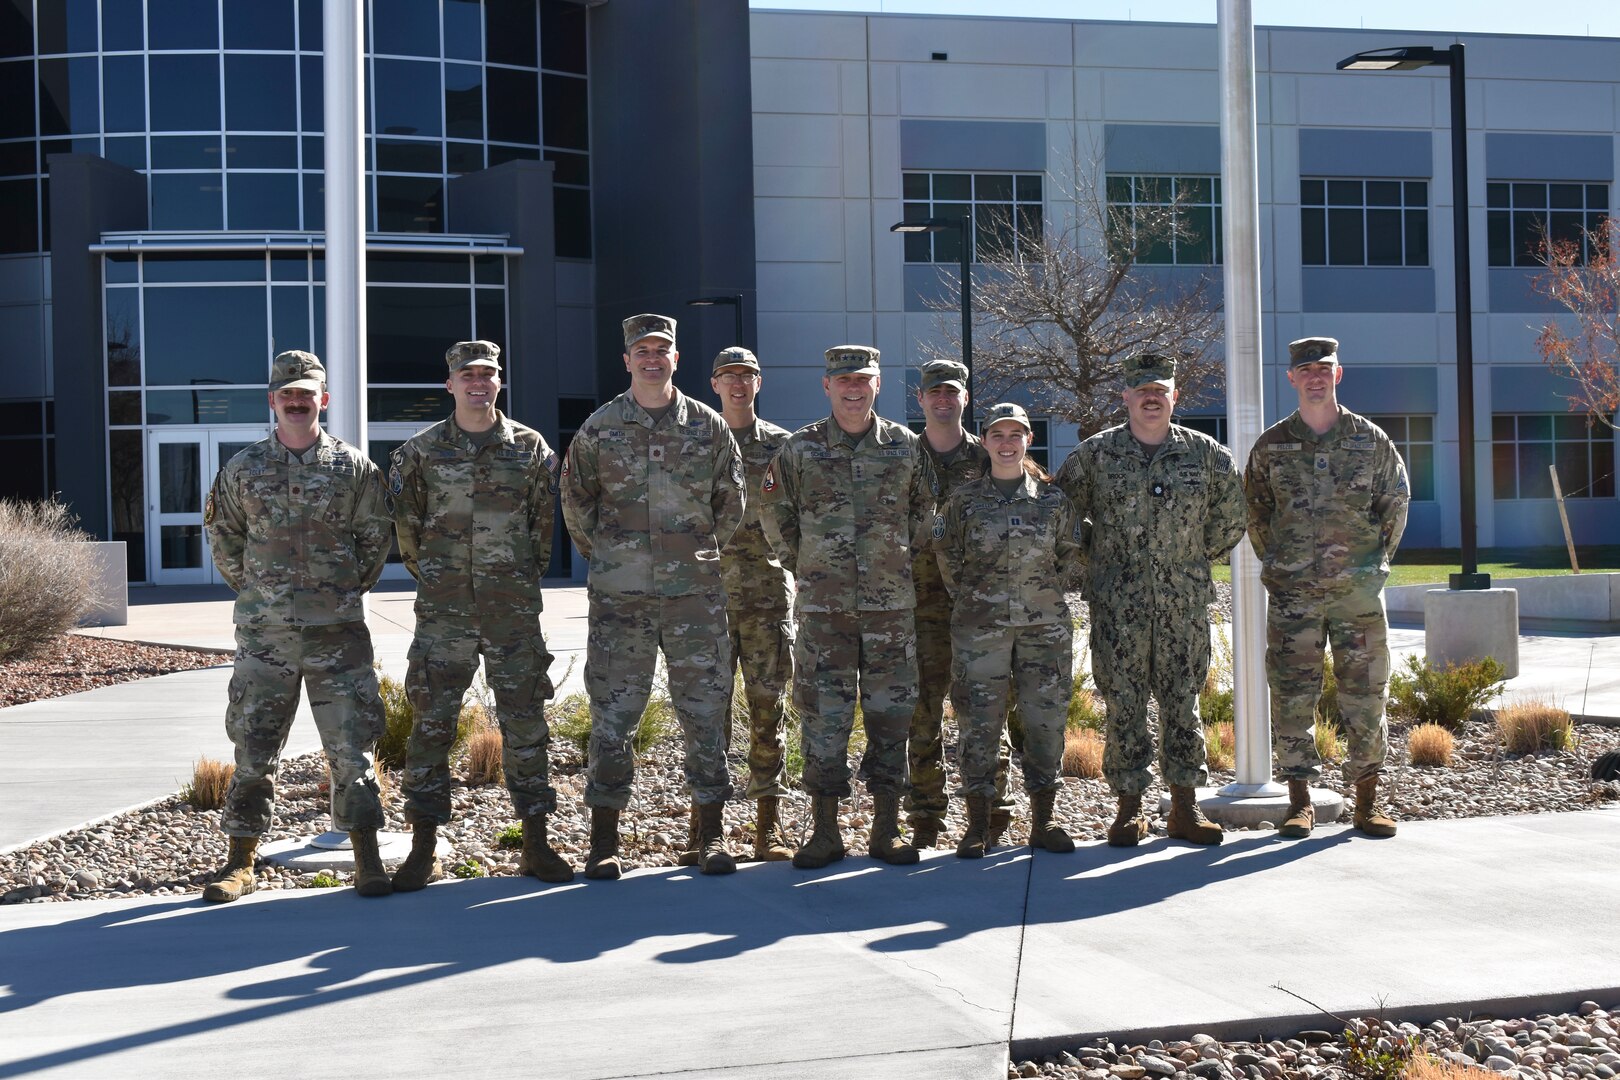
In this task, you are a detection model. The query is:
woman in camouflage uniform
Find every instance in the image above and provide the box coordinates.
[935,403,1082,859]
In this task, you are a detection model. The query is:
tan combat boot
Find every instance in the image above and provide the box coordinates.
[955,795,992,859]
[792,795,846,869]
[1353,775,1398,837]
[868,792,920,865]
[753,797,793,862]
[519,815,575,883]
[391,820,442,892]
[676,804,700,867]
[348,829,393,897]
[695,801,737,875]
[911,819,941,850]
[583,806,623,879]
[1166,785,1223,845]
[986,807,1014,847]
[202,836,258,903]
[1106,792,1150,847]
[1279,779,1314,838]
[1029,789,1076,853]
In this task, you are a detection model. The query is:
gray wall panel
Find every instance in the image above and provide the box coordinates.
[1487,268,1566,314]
[1103,123,1220,174]
[899,119,1047,170]
[1485,133,1614,181]
[1337,365,1440,414]
[1302,267,1436,313]
[1490,364,1593,412]
[1299,129,1432,177]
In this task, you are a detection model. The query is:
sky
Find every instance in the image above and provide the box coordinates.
[748,1,1620,40]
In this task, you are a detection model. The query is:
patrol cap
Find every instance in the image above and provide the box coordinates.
[269,350,325,392]
[445,339,501,374]
[824,345,880,377]
[919,358,968,392]
[982,402,1032,433]
[712,346,760,375]
[623,313,677,349]
[1288,336,1340,367]
[1122,351,1177,390]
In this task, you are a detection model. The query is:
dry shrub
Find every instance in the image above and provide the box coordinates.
[182,756,234,810]
[1407,722,1455,767]
[0,499,100,662]
[1063,728,1104,779]
[1068,685,1105,731]
[1404,1054,1494,1080]
[1204,721,1235,772]
[1316,718,1347,765]
[372,668,477,769]
[463,704,504,786]
[1496,695,1575,754]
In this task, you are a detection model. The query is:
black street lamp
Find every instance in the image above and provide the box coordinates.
[1338,43,1490,590]
[890,214,974,417]
[685,294,746,351]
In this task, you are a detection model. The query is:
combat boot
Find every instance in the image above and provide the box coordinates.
[986,808,1014,847]
[868,792,920,865]
[753,797,793,862]
[1106,793,1150,848]
[1166,785,1223,845]
[519,815,575,883]
[792,795,846,869]
[955,795,991,859]
[695,801,737,875]
[348,829,393,897]
[677,804,700,867]
[1029,789,1076,853]
[1279,779,1314,838]
[1353,775,1397,837]
[910,820,941,850]
[584,806,623,879]
[391,820,442,892]
[202,836,258,903]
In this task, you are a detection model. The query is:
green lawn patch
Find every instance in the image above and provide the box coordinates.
[1210,546,1620,587]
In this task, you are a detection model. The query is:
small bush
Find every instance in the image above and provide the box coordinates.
[1387,654,1507,731]
[1199,686,1235,730]
[451,858,486,879]
[1315,649,1342,728]
[0,499,100,662]
[782,708,805,783]
[551,692,593,756]
[372,669,476,770]
[1496,695,1575,754]
[495,824,523,850]
[304,870,341,889]
[1316,718,1347,765]
[1204,721,1235,772]
[1407,722,1455,767]
[181,756,235,810]
[542,674,679,760]
[1067,684,1105,731]
[1062,728,1104,779]
[1203,611,1233,697]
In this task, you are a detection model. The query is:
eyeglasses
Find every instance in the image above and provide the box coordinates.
[714,371,758,385]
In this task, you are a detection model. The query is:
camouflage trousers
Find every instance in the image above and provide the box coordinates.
[727,606,793,800]
[1267,586,1390,784]
[794,608,915,798]
[221,622,384,837]
[1089,601,1210,796]
[584,592,734,810]
[951,620,1072,798]
[401,613,557,825]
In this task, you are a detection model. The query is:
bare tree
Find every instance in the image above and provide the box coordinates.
[918,155,1225,439]
[1532,218,1620,431]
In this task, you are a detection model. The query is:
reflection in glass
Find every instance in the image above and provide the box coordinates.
[373,0,439,57]
[0,141,32,176]
[376,138,441,174]
[541,0,588,74]
[373,58,442,138]
[272,284,311,353]
[228,172,301,229]
[227,134,298,169]
[446,141,483,175]
[369,286,472,383]
[542,74,588,150]
[271,252,310,281]
[159,443,202,513]
[103,136,146,170]
[108,429,145,581]
[37,0,99,54]
[108,390,142,424]
[0,179,39,254]
[443,0,481,60]
[102,0,145,52]
[105,253,138,283]
[554,186,591,259]
[485,0,536,66]
[0,63,34,138]
[147,389,273,425]
[224,0,295,50]
[444,63,483,140]
[475,290,504,348]
[300,57,322,130]
[370,387,454,424]
[150,0,219,49]
[151,55,222,131]
[103,55,145,132]
[145,286,269,385]
[226,55,298,131]
[38,57,99,137]
[152,135,222,170]
[105,287,141,385]
[146,253,264,284]
[370,253,468,284]
[376,175,443,232]
[160,525,203,570]
[486,68,538,145]
[303,173,324,229]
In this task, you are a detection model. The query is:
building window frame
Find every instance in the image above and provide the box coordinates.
[1300,177,1429,267]
[1491,412,1617,501]
[1367,414,1437,502]
[1105,173,1223,266]
[901,170,1044,265]
[1487,181,1610,267]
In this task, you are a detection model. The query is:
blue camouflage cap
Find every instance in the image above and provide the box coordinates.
[1122,352,1177,389]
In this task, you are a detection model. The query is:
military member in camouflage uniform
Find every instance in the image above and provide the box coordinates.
[907,359,1015,849]
[937,403,1081,859]
[1055,353,1247,847]
[203,350,393,902]
[758,345,937,869]
[562,314,746,879]
[389,340,573,891]
[1245,336,1409,839]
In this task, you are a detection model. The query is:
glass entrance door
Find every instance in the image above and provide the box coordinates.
[146,429,260,585]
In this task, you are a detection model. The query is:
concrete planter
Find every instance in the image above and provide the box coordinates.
[78,541,128,627]
[1387,572,1620,632]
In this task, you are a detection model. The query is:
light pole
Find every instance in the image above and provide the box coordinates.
[685,294,746,350]
[1337,44,1490,591]
[889,214,974,419]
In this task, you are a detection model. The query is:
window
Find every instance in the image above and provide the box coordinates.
[1488,182,1609,267]
[1367,415,1436,502]
[1492,413,1616,500]
[1301,178,1428,267]
[901,171,1043,264]
[1106,175,1222,265]
[1179,416,1228,445]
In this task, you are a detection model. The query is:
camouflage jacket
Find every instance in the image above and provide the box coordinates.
[206,432,391,627]
[561,389,745,600]
[912,430,990,610]
[1055,422,1246,611]
[1245,406,1410,596]
[937,472,1081,628]
[389,411,557,618]
[758,415,938,614]
[722,417,794,613]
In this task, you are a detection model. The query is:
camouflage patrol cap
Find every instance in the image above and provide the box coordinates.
[445,340,502,373]
[1122,352,1177,390]
[623,313,677,349]
[825,345,880,377]
[982,402,1032,432]
[269,350,325,392]
[712,346,760,375]
[919,358,968,392]
[1288,336,1340,367]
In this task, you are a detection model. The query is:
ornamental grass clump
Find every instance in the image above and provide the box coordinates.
[463,707,504,787]
[1316,718,1347,765]
[1204,721,1235,772]
[1407,723,1455,767]
[1496,695,1575,754]
[1062,728,1104,779]
[182,756,235,810]
[0,498,100,662]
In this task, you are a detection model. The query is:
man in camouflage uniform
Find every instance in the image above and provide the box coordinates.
[389,340,572,890]
[1055,353,1246,847]
[758,345,937,869]
[203,350,393,901]
[1246,336,1409,839]
[562,314,746,879]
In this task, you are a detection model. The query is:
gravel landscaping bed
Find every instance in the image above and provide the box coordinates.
[0,634,225,709]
